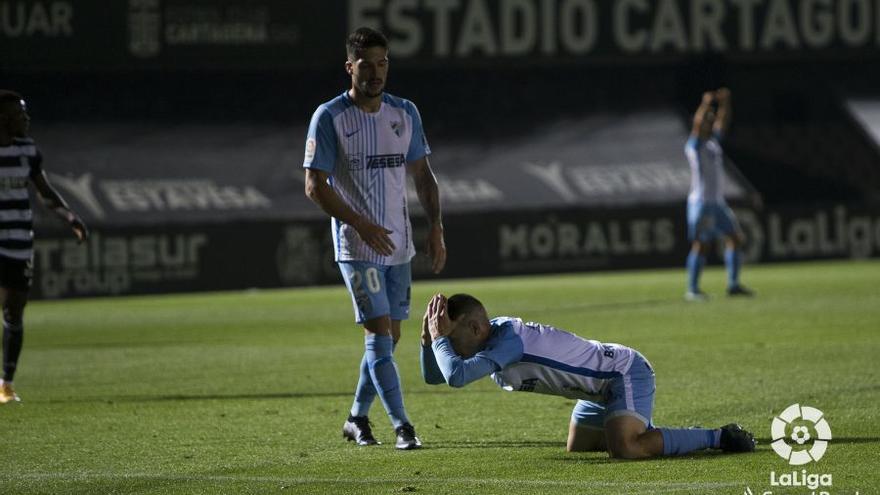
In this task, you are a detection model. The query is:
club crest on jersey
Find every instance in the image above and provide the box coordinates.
[390,120,402,137]
[347,154,363,170]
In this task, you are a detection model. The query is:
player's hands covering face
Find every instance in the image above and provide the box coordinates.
[427,293,452,341]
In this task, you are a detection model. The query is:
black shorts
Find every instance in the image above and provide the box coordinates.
[0,257,33,291]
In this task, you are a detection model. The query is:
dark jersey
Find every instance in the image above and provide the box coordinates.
[0,137,42,260]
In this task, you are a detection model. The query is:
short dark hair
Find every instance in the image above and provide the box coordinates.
[0,90,23,114]
[447,294,484,322]
[346,27,388,60]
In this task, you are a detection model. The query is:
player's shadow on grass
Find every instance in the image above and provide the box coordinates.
[62,388,486,404]
[550,450,732,464]
[427,440,564,449]
[755,436,879,445]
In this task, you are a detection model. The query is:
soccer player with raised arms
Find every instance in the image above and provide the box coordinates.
[303,28,446,449]
[685,88,753,301]
[420,293,756,458]
[0,90,89,404]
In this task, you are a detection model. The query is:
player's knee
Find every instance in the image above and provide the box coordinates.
[567,442,599,453]
[3,305,25,325]
[607,440,649,459]
[446,375,466,388]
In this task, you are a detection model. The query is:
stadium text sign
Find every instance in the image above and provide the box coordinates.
[33,232,207,298]
[351,0,880,60]
[522,161,690,200]
[7,0,880,70]
[28,202,880,299]
[0,1,73,38]
[737,205,880,262]
[500,218,676,259]
[49,173,272,221]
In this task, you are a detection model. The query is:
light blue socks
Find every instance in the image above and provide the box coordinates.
[659,427,721,455]
[686,252,705,293]
[350,352,375,418]
[357,334,408,428]
[725,248,741,289]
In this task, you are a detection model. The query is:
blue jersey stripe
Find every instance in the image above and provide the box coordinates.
[365,110,375,263]
[520,353,622,379]
[374,116,381,264]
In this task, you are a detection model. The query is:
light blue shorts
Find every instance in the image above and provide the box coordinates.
[570,352,656,429]
[338,261,411,324]
[687,201,739,242]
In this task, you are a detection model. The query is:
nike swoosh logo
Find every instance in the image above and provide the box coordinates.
[345,129,360,138]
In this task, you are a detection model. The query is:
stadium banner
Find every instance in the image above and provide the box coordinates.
[30,113,749,228]
[4,0,880,71]
[29,201,880,299]
[0,0,341,71]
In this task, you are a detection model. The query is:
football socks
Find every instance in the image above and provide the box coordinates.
[365,334,409,428]
[725,248,741,289]
[2,320,23,382]
[686,252,706,294]
[659,427,720,456]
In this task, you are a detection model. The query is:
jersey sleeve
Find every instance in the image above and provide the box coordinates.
[430,337,499,388]
[477,321,524,369]
[405,101,431,163]
[29,148,44,178]
[303,106,338,173]
[420,344,446,385]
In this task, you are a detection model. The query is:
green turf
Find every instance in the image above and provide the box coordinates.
[1,260,878,494]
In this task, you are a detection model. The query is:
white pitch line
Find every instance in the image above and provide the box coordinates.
[5,472,741,489]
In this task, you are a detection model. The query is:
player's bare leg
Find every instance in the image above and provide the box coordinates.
[604,415,664,459]
[0,287,27,404]
[389,319,401,345]
[566,422,607,452]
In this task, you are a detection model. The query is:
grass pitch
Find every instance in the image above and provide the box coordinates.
[1,260,878,494]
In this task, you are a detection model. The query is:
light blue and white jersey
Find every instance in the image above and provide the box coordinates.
[685,133,725,205]
[423,316,636,401]
[303,91,431,265]
[487,317,636,401]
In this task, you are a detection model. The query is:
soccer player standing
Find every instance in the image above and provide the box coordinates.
[303,28,446,449]
[0,90,89,404]
[684,88,752,301]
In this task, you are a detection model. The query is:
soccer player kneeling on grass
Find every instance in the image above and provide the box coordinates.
[420,293,756,458]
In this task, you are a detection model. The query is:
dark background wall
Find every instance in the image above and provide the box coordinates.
[3,0,880,298]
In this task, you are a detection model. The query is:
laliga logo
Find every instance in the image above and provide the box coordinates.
[771,403,832,465]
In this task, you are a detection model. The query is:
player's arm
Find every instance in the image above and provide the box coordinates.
[691,91,715,136]
[426,293,496,388]
[420,304,446,384]
[304,168,394,256]
[30,171,88,242]
[431,338,498,388]
[408,155,446,274]
[714,87,731,135]
[303,106,394,256]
